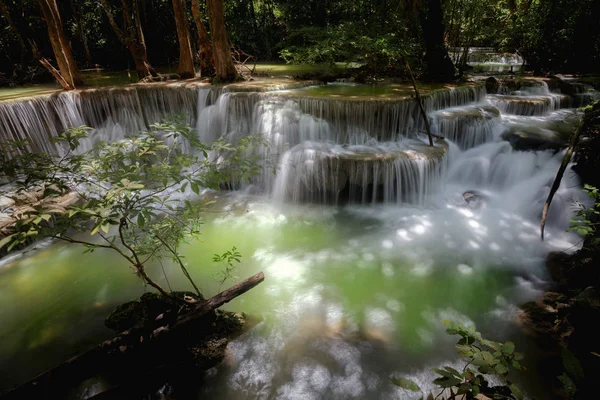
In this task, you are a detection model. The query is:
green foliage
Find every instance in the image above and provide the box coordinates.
[390,377,421,392]
[557,347,584,399]
[279,23,422,78]
[568,184,600,244]
[212,246,241,291]
[514,0,600,73]
[0,117,264,297]
[391,321,525,399]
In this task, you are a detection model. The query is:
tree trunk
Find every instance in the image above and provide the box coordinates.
[172,0,195,79]
[419,0,455,82]
[191,0,214,76]
[99,0,158,79]
[207,0,238,82]
[69,0,93,67]
[0,0,28,65]
[38,0,84,88]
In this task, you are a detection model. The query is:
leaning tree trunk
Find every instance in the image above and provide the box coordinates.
[207,0,238,82]
[38,0,84,88]
[172,0,195,79]
[419,0,455,82]
[191,0,214,76]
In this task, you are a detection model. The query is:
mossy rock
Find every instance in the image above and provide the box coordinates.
[105,291,204,333]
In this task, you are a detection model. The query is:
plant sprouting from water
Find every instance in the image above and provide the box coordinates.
[392,321,525,400]
[212,246,241,291]
[0,116,264,299]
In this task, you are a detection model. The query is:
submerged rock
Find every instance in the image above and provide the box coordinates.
[462,190,489,209]
[502,130,566,152]
[104,291,205,333]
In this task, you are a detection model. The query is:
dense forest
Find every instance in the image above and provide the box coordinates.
[1,0,599,87]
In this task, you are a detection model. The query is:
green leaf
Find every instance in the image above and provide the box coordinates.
[390,377,421,392]
[457,383,470,395]
[494,363,509,375]
[477,365,493,374]
[482,351,497,365]
[508,383,524,400]
[561,348,584,382]
[502,341,515,355]
[0,234,16,249]
[433,376,462,388]
[444,366,462,378]
[512,360,522,371]
[557,373,576,399]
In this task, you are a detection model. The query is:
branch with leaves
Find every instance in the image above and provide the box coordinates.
[1,116,265,299]
[392,321,525,400]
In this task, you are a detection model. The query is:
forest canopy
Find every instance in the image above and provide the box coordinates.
[0,0,599,86]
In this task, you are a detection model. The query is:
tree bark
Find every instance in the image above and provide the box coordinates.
[172,0,195,79]
[3,272,265,400]
[99,0,158,79]
[207,0,238,82]
[38,0,84,88]
[419,0,455,82]
[0,0,28,65]
[190,0,214,76]
[541,128,582,240]
[403,57,434,147]
[69,0,93,67]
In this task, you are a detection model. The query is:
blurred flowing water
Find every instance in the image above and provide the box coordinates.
[0,78,595,398]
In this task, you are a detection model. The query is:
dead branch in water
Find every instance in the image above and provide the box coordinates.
[540,126,582,240]
[403,56,434,146]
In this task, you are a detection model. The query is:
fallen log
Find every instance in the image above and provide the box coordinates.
[1,271,265,400]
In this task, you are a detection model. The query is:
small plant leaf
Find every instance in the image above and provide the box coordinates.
[509,383,524,400]
[390,377,421,392]
[503,341,515,355]
[561,348,584,382]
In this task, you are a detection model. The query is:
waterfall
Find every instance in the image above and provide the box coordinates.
[0,79,593,211]
[488,82,570,116]
[429,105,502,149]
[0,84,200,154]
[271,139,451,205]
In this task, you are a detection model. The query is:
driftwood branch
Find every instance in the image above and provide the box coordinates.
[232,48,257,75]
[540,127,582,240]
[1,272,265,399]
[403,56,434,146]
[30,41,74,91]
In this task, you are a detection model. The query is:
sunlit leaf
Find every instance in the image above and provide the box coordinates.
[390,377,421,392]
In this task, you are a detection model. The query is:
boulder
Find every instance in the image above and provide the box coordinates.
[485,77,499,94]
[462,190,489,209]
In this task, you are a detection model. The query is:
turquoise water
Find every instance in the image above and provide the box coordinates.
[0,193,552,397]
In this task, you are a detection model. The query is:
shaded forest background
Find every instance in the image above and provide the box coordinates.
[1,0,599,86]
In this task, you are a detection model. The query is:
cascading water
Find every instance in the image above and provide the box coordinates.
[1,78,598,399]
